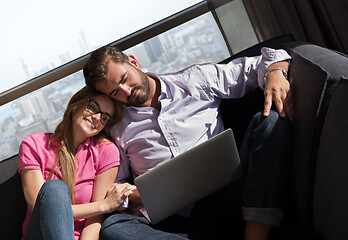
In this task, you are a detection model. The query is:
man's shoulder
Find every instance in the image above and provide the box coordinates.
[159,62,216,78]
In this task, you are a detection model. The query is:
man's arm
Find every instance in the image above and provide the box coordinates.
[114,143,131,183]
[200,47,291,111]
[258,47,293,120]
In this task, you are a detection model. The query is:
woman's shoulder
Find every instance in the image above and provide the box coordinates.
[20,133,55,154]
[18,133,55,169]
[88,138,120,168]
[90,137,117,149]
[22,133,53,145]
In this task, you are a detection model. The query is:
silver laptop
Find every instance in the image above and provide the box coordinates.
[134,128,243,224]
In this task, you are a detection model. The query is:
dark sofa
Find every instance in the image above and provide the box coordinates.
[1,35,348,239]
[220,35,348,240]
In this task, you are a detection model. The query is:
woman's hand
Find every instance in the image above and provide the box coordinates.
[103,183,136,213]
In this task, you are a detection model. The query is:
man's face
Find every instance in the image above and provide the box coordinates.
[95,60,150,107]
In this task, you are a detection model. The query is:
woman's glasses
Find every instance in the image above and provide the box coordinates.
[86,99,113,125]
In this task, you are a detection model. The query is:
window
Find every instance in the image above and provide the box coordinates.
[0,0,202,94]
[125,13,229,74]
[0,72,84,160]
[215,0,258,53]
[0,0,258,161]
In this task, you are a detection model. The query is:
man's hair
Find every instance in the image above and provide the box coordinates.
[83,46,128,88]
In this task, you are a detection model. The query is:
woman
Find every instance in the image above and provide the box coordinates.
[18,86,134,240]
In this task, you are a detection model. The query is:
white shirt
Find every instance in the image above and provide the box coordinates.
[113,47,291,183]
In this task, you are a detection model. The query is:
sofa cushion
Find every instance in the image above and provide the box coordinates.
[0,156,26,240]
[282,43,337,226]
[283,42,348,227]
[313,77,348,240]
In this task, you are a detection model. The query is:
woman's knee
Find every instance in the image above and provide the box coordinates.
[41,179,69,192]
[38,180,71,203]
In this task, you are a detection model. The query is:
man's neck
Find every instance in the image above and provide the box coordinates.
[143,74,161,111]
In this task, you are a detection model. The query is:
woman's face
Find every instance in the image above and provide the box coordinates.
[72,95,115,142]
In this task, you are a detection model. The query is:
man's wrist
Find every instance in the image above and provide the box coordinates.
[264,67,288,81]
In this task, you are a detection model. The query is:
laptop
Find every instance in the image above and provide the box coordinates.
[134,128,243,224]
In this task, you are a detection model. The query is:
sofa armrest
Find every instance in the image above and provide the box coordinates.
[0,156,26,240]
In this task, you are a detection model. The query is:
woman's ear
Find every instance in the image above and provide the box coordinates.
[128,55,141,69]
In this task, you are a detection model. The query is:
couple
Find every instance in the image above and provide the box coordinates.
[19,45,293,240]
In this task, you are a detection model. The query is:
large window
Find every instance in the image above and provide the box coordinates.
[0,0,258,161]
[125,13,229,74]
[0,0,201,94]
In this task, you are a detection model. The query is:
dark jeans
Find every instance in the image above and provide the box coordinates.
[25,180,75,240]
[100,110,292,239]
[100,214,188,240]
[239,110,292,225]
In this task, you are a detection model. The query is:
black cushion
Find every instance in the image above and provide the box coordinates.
[283,42,348,228]
[313,77,348,240]
[0,156,26,240]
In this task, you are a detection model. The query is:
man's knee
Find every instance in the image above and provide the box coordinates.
[100,214,149,240]
[253,110,279,126]
[251,110,291,136]
[100,214,127,240]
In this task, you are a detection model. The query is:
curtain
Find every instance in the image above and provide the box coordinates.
[242,0,348,54]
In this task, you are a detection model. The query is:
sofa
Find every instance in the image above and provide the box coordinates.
[1,35,348,239]
[220,35,348,239]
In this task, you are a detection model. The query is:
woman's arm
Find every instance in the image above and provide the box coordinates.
[21,169,45,213]
[78,166,118,240]
[78,167,136,240]
[21,167,119,215]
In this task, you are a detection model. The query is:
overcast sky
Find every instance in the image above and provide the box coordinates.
[0,0,200,94]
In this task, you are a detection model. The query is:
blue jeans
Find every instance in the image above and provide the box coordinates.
[25,180,75,240]
[100,214,188,240]
[239,110,292,225]
[100,110,292,239]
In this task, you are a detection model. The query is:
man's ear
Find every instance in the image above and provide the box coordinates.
[128,55,141,69]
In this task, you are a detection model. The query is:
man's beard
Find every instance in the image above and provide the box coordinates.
[126,68,150,107]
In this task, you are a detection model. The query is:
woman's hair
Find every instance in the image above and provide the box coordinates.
[48,86,122,203]
[83,46,128,89]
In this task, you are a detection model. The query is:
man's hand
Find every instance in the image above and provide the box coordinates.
[263,62,293,120]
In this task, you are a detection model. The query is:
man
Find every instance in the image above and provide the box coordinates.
[83,45,293,240]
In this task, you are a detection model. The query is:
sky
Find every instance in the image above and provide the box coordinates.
[0,0,201,94]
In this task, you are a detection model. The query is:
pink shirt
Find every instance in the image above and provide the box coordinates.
[18,133,120,240]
